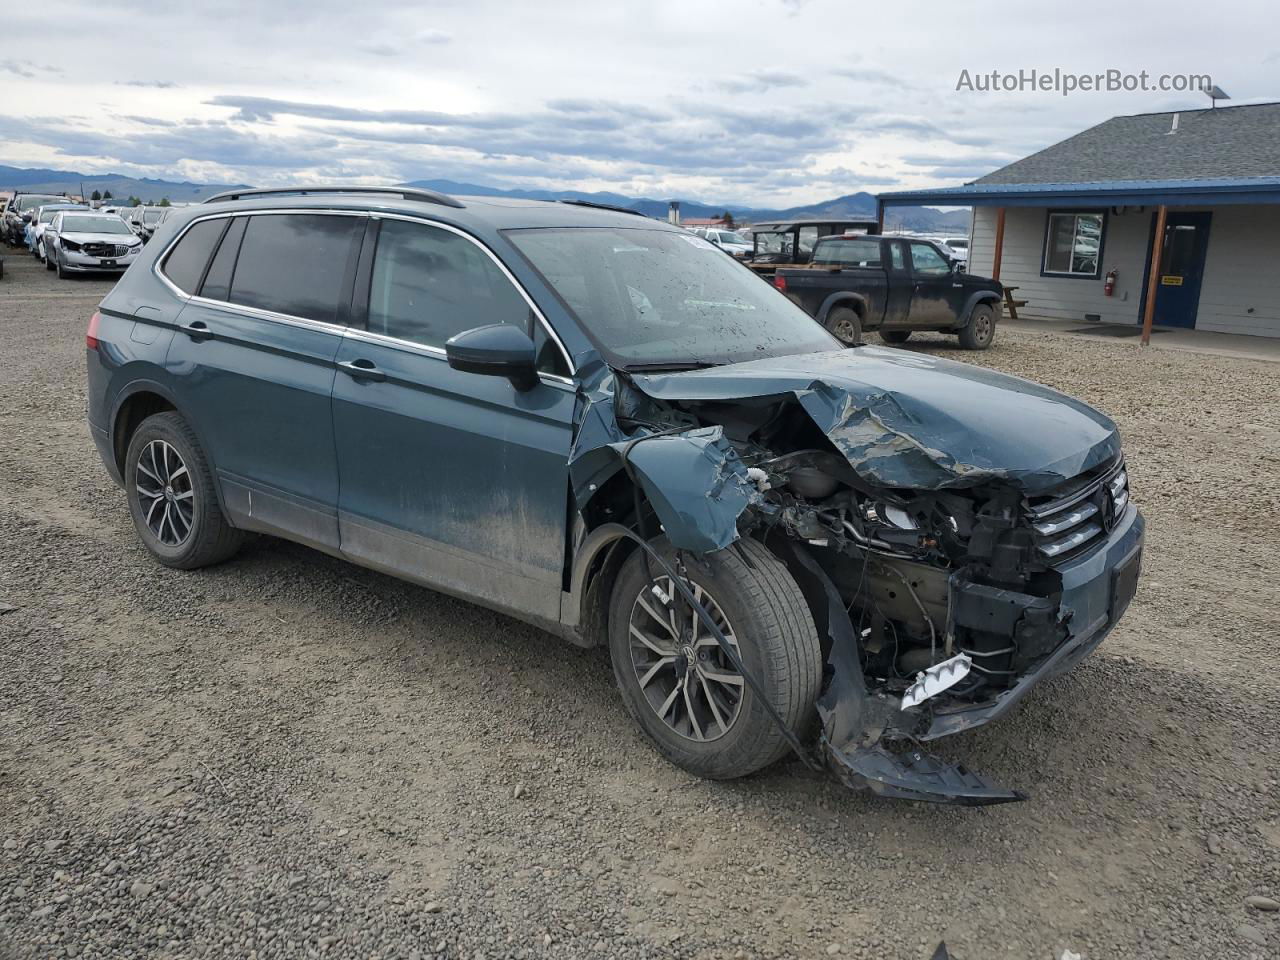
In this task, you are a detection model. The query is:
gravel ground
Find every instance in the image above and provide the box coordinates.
[1,248,1278,960]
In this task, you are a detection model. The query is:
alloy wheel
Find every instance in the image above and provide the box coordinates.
[135,439,195,546]
[627,576,744,742]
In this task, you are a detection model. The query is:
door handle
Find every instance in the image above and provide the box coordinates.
[182,320,213,341]
[337,358,387,382]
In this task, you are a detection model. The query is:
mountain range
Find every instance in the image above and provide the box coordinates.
[0,164,969,232]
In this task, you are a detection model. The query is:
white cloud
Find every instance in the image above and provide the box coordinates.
[0,0,1266,206]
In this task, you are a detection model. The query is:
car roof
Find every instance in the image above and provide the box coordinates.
[192,187,676,232]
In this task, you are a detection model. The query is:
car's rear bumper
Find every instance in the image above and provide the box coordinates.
[922,504,1144,740]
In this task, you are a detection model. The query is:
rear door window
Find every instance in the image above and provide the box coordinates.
[161,218,228,294]
[199,217,247,301]
[227,214,360,324]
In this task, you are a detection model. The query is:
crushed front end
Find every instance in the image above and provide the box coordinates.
[579,349,1145,804]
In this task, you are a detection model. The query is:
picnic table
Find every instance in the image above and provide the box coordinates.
[1002,285,1028,319]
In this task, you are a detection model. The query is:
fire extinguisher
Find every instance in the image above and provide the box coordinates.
[1104,268,1117,297]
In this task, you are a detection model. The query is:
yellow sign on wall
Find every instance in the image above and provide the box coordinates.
[1161,275,1184,286]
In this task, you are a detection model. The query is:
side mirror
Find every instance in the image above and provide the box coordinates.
[445,324,539,392]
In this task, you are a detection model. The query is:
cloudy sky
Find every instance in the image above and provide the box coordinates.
[1,0,1275,206]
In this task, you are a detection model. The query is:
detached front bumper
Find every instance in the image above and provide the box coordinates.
[816,504,1144,805]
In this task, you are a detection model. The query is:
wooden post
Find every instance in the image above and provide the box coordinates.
[991,207,1006,282]
[1141,205,1169,346]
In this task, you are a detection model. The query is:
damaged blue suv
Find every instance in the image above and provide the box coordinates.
[86,187,1143,804]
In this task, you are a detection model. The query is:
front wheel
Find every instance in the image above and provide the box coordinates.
[45,248,54,270]
[608,537,822,780]
[959,303,997,350]
[825,306,862,346]
[125,411,244,569]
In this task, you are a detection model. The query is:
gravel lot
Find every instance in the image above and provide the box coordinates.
[1,247,1278,960]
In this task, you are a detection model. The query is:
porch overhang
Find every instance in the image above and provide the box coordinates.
[876,176,1280,209]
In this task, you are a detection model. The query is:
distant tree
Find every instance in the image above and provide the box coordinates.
[102,190,113,200]
[721,210,736,229]
[158,197,171,207]
[91,189,102,201]
[127,196,141,207]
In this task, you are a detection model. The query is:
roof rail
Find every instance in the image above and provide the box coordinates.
[202,185,465,209]
[557,198,649,217]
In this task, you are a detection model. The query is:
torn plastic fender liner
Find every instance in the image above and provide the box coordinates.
[782,542,1025,806]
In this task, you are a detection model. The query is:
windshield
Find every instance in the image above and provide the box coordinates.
[38,206,81,222]
[61,216,133,235]
[753,231,794,257]
[507,227,839,368]
[17,195,63,213]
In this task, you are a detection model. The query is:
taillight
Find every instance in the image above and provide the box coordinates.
[773,274,787,292]
[86,311,102,350]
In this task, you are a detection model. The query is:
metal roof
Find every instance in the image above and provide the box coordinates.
[880,102,1280,207]
[879,176,1280,208]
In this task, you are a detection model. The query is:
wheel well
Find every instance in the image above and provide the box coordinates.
[112,392,175,475]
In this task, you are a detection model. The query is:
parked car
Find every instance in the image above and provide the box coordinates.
[32,203,89,261]
[941,236,969,264]
[773,234,1003,349]
[45,211,145,277]
[3,193,69,246]
[133,205,170,241]
[699,228,753,258]
[745,218,880,276]
[85,186,1142,804]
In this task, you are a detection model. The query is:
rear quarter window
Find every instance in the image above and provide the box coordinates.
[161,218,228,294]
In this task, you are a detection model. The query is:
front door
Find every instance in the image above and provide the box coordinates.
[331,216,577,625]
[1147,211,1212,329]
[906,240,957,328]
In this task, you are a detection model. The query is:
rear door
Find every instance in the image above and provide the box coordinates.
[331,216,576,624]
[906,240,958,328]
[161,211,363,551]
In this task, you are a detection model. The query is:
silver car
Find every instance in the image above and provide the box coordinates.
[44,211,144,277]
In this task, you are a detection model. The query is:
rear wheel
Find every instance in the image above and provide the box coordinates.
[608,537,822,779]
[825,306,862,346]
[125,411,243,569]
[879,329,911,344]
[959,303,997,350]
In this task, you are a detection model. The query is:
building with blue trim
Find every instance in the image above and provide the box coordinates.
[878,102,1280,338]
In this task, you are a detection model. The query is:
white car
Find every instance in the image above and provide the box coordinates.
[941,236,969,265]
[44,211,144,278]
[31,204,87,261]
[701,228,753,258]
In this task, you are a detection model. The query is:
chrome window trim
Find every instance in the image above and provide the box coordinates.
[152,207,577,381]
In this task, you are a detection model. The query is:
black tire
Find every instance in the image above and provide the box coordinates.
[55,252,66,279]
[608,536,822,780]
[959,303,997,350]
[825,306,862,345]
[44,249,54,271]
[879,330,911,344]
[124,411,243,569]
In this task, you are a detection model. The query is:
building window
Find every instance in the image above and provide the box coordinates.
[1043,211,1105,278]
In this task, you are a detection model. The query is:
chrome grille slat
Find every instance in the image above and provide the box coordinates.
[1025,460,1129,563]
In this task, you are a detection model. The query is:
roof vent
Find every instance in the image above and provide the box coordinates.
[1167,112,1180,135]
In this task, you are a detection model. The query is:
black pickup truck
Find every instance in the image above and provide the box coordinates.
[773,234,1003,350]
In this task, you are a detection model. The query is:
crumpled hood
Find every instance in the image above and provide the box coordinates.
[632,347,1121,494]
